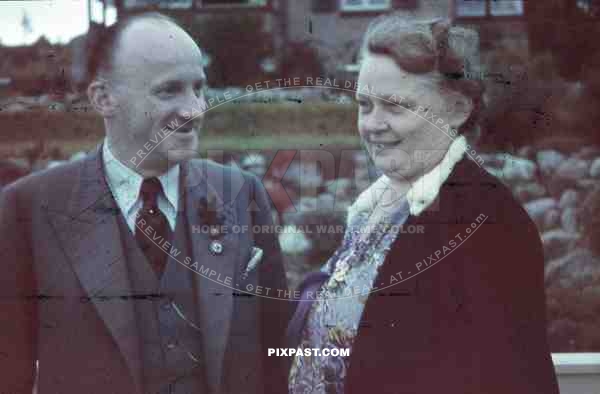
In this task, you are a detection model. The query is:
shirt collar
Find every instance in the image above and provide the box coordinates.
[102,139,180,215]
[347,136,468,223]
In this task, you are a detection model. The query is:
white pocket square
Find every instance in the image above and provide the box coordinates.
[242,247,263,277]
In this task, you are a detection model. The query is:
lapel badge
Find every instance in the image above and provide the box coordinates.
[209,239,224,255]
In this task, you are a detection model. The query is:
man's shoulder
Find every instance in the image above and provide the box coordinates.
[2,159,83,200]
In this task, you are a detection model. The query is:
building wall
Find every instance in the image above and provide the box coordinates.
[285,0,451,77]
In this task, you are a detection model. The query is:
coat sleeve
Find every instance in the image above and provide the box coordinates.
[0,185,38,394]
[249,175,292,394]
[458,204,559,394]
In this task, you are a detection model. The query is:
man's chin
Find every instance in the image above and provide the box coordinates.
[166,150,199,164]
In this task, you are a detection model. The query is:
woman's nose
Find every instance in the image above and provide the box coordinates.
[363,115,390,139]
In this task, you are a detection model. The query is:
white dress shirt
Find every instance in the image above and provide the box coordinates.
[102,140,180,234]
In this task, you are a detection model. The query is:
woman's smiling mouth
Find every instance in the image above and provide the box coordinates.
[373,139,404,150]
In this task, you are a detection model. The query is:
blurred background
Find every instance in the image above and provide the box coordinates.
[1,0,599,366]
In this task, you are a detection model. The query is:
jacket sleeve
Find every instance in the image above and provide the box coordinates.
[249,175,292,394]
[458,206,559,394]
[0,185,37,394]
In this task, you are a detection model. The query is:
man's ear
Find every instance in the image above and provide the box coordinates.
[87,78,119,117]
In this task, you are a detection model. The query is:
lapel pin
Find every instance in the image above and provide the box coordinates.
[209,240,224,255]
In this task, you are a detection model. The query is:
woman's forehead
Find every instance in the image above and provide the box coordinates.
[358,54,439,97]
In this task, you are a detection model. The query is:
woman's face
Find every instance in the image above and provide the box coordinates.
[356,53,470,184]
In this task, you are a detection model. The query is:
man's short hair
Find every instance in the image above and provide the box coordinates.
[86,12,181,81]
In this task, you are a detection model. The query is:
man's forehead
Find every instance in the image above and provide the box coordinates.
[112,18,203,74]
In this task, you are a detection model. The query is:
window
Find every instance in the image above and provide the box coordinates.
[455,0,523,18]
[197,0,267,6]
[123,0,192,9]
[340,0,391,12]
[123,0,267,8]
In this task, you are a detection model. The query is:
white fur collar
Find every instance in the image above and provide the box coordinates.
[347,136,468,224]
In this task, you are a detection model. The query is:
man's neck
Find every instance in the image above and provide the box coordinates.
[105,139,173,178]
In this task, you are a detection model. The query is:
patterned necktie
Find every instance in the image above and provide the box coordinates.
[135,177,173,278]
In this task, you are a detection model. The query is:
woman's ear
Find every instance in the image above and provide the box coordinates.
[445,91,473,129]
[87,78,119,117]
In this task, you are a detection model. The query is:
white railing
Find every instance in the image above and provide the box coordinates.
[553,353,600,394]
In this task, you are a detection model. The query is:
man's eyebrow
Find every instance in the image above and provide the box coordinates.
[152,76,207,88]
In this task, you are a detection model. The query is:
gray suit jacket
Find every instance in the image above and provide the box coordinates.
[0,146,290,394]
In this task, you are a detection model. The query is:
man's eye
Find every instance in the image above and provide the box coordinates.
[194,84,207,98]
[156,84,180,96]
[357,99,371,111]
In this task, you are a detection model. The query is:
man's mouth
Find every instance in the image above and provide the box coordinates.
[174,124,195,134]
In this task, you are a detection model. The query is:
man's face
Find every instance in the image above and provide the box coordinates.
[107,18,207,171]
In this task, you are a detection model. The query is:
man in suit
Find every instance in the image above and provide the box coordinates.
[0,12,290,394]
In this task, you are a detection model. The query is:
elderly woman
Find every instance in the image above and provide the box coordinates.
[287,15,559,394]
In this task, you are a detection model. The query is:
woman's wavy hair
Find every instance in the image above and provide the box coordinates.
[360,14,485,138]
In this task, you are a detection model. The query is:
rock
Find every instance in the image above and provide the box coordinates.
[69,151,87,162]
[326,178,353,201]
[561,207,579,233]
[279,227,312,255]
[514,182,547,203]
[537,149,565,176]
[575,178,598,191]
[317,193,336,211]
[0,159,30,187]
[546,318,578,352]
[542,208,561,231]
[547,174,577,198]
[518,145,535,160]
[3,102,27,112]
[284,161,323,195]
[240,153,267,177]
[555,158,590,181]
[524,198,558,227]
[46,160,66,169]
[264,178,297,214]
[575,146,600,160]
[545,247,600,287]
[559,189,579,209]
[578,183,600,256]
[483,166,505,180]
[541,230,580,262]
[590,158,600,178]
[479,153,505,168]
[502,156,536,182]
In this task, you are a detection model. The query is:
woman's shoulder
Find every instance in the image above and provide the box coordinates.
[440,156,534,226]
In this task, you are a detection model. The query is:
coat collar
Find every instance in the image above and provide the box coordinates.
[347,136,468,224]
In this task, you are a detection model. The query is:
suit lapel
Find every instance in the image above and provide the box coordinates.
[182,160,239,394]
[45,145,142,392]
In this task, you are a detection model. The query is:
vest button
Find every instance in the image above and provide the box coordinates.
[166,342,177,350]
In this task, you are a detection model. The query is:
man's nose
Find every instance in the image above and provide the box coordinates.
[176,89,207,119]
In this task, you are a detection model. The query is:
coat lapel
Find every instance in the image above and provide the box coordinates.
[182,160,239,394]
[45,145,142,393]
